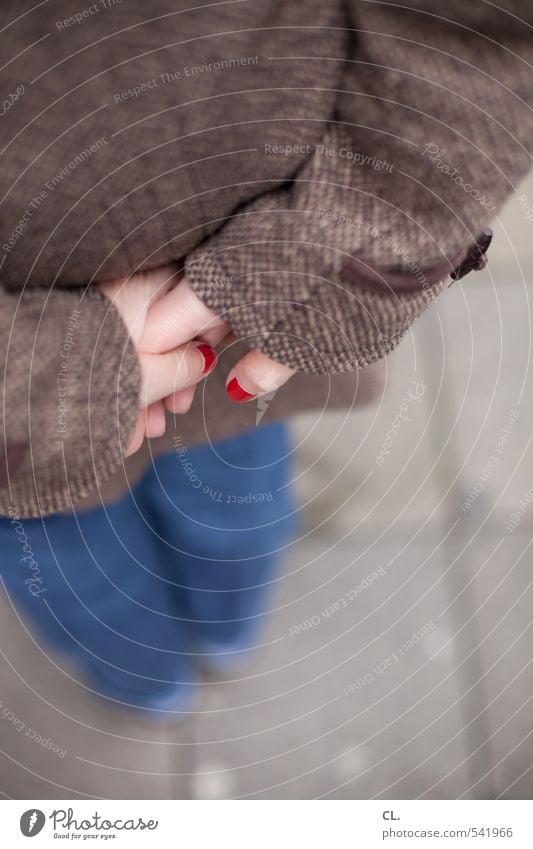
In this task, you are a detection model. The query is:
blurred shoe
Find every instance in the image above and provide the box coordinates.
[193,618,265,675]
[82,658,199,723]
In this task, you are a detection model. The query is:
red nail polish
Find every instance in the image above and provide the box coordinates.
[197,344,217,374]
[226,376,256,402]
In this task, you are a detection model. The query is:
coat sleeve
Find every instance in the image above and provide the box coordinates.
[0,0,342,517]
[0,284,140,517]
[184,0,533,374]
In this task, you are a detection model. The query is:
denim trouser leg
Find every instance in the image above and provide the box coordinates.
[0,423,296,700]
[143,423,297,653]
[0,482,196,709]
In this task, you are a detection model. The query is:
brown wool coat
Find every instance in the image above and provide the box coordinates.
[1,0,532,517]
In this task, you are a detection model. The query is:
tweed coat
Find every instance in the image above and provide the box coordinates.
[1,0,532,516]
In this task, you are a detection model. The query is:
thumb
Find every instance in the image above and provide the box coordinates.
[225,349,295,403]
[139,342,216,406]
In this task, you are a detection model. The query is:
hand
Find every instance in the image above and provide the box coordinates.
[141,275,296,411]
[99,264,218,455]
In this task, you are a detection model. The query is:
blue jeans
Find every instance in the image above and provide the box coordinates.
[0,424,295,712]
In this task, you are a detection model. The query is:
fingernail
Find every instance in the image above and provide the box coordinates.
[226,376,256,403]
[197,343,218,374]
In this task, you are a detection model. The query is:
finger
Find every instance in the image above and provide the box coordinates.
[217,330,239,349]
[139,342,217,406]
[198,322,231,347]
[124,411,147,457]
[225,349,296,403]
[102,264,180,345]
[139,276,226,353]
[144,401,167,439]
[164,386,196,414]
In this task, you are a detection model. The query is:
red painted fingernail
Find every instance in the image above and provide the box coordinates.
[226,376,256,403]
[197,344,218,374]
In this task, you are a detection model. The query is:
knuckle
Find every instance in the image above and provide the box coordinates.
[176,346,203,386]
